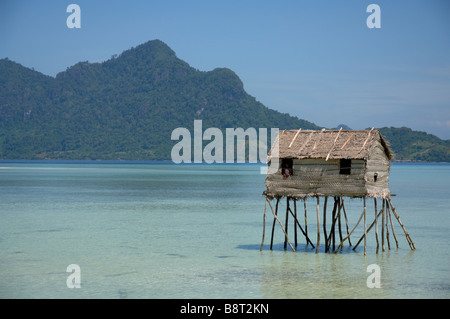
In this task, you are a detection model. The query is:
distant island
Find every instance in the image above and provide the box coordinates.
[1,40,449,162]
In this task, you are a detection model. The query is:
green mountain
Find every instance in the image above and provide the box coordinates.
[0,39,449,162]
[0,40,319,160]
[378,127,450,162]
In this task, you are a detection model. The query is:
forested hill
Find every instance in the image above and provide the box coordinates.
[0,39,449,162]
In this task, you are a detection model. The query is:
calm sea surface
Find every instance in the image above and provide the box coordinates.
[0,162,448,299]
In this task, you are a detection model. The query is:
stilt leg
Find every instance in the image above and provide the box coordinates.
[294,199,298,247]
[270,197,280,250]
[382,199,385,252]
[388,198,415,250]
[284,197,289,250]
[323,196,328,252]
[316,196,320,254]
[267,199,295,252]
[341,198,352,246]
[304,199,308,246]
[374,198,379,253]
[364,197,367,256]
[260,199,268,251]
[387,201,399,248]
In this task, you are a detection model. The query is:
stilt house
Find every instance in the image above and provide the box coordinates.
[264,128,393,199]
[260,128,415,254]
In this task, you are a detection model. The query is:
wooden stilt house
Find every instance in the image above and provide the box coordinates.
[260,128,415,254]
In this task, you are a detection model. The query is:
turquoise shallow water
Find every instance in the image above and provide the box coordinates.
[0,162,449,298]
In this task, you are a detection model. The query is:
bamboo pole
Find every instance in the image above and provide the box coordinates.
[336,208,365,253]
[270,197,280,250]
[260,199,268,251]
[268,198,295,252]
[332,197,338,251]
[353,209,383,250]
[387,198,415,250]
[287,206,315,248]
[374,198,379,253]
[341,198,352,246]
[294,199,298,247]
[386,199,391,250]
[284,197,290,250]
[323,196,328,252]
[382,199,385,252]
[304,199,308,247]
[338,197,343,244]
[386,201,399,248]
[316,196,320,254]
[364,197,367,256]
[326,198,339,252]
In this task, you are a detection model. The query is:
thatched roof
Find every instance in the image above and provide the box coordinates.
[269,128,393,161]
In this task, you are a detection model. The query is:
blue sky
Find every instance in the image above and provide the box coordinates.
[1,0,449,139]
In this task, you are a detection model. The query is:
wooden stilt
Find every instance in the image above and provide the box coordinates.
[284,197,289,250]
[304,199,309,247]
[337,208,365,253]
[316,196,320,254]
[387,198,415,250]
[381,199,385,252]
[260,199,268,251]
[338,197,343,245]
[287,206,315,248]
[341,198,352,246]
[364,197,367,256]
[294,199,298,247]
[323,196,328,252]
[270,197,280,250]
[267,198,295,252]
[374,198,379,253]
[386,201,399,248]
[353,208,383,250]
[326,198,339,252]
[332,197,337,251]
[386,199,391,250]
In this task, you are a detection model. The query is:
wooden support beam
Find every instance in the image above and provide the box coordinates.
[374,198,379,253]
[386,201,399,248]
[284,197,290,250]
[260,199,268,251]
[341,197,352,246]
[387,198,415,250]
[267,198,295,252]
[316,196,320,254]
[323,196,328,252]
[304,199,309,247]
[335,208,365,253]
[382,199,385,252]
[287,206,315,248]
[364,197,367,256]
[293,199,298,247]
[270,197,280,250]
[353,209,383,251]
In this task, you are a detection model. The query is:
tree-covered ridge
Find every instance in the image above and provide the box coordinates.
[378,127,450,162]
[0,40,319,160]
[0,39,449,162]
